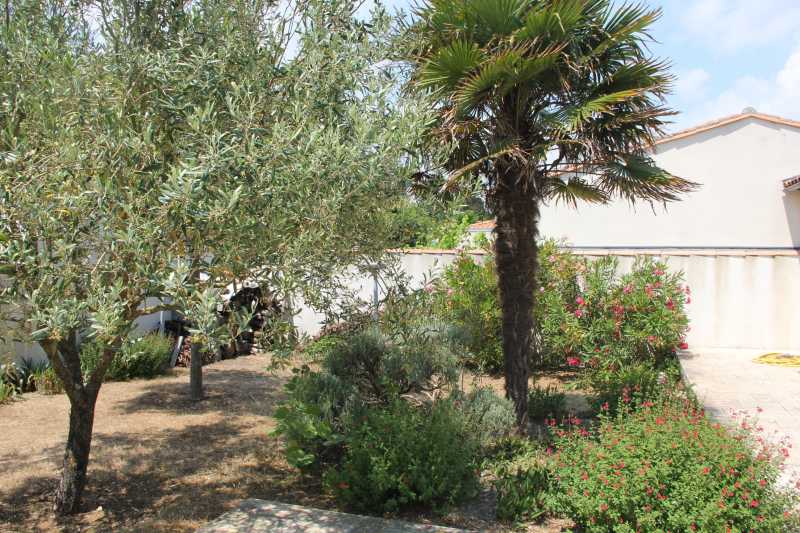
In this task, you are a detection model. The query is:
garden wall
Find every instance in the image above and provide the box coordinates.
[1,297,171,365]
[293,248,800,353]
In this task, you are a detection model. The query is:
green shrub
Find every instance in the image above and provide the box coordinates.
[493,439,552,521]
[274,295,508,514]
[2,356,49,393]
[457,386,516,448]
[386,200,437,248]
[81,334,172,381]
[274,326,460,472]
[584,362,680,414]
[528,384,567,421]
[121,334,172,379]
[434,242,691,382]
[31,366,64,394]
[434,254,503,372]
[0,379,13,404]
[325,399,480,513]
[544,390,799,531]
[423,213,476,249]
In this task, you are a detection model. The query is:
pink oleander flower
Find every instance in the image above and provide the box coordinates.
[623,284,633,294]
[574,309,583,318]
[666,298,674,310]
[679,341,689,350]
[654,268,665,276]
[567,356,581,367]
[447,288,454,296]
[576,296,585,306]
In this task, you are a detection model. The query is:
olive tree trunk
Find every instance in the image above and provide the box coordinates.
[190,341,204,401]
[493,172,539,431]
[54,389,98,514]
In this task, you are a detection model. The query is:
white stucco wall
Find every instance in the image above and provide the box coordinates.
[1,298,171,365]
[294,249,800,353]
[538,118,800,248]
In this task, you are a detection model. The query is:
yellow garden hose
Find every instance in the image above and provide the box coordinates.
[753,353,800,367]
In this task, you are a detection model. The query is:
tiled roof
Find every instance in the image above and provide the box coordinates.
[784,175,800,191]
[467,219,496,231]
[654,112,800,146]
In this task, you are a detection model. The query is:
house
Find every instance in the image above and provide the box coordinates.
[465,109,800,352]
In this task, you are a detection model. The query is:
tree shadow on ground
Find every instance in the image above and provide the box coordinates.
[116,368,289,419]
[0,419,331,532]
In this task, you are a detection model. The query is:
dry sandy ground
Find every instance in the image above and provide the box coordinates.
[0,355,572,533]
[0,354,325,532]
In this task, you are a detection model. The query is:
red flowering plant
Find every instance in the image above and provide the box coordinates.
[579,256,690,369]
[542,387,799,532]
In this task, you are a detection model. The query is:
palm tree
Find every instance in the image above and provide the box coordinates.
[408,0,695,429]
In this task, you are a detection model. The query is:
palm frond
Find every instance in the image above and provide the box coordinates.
[596,154,698,203]
[420,40,484,92]
[466,0,528,38]
[557,89,643,131]
[442,142,521,191]
[515,0,584,42]
[594,3,661,57]
[544,174,609,207]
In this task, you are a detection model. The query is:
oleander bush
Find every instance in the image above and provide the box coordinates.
[434,242,690,383]
[434,254,503,372]
[496,388,799,531]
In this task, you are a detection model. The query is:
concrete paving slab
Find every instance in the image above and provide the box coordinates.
[680,348,800,486]
[197,500,472,533]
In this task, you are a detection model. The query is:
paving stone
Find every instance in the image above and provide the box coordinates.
[197,500,472,533]
[680,349,800,486]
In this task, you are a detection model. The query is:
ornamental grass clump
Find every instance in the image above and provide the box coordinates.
[544,389,799,532]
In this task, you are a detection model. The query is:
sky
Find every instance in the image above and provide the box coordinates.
[379,0,800,132]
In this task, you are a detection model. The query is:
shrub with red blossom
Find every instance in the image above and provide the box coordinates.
[541,389,799,531]
[435,240,690,376]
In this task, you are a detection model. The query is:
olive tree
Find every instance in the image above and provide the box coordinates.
[0,0,431,513]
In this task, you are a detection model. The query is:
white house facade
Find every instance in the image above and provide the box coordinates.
[463,110,800,352]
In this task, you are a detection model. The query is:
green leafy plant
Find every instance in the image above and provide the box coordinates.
[81,334,172,382]
[0,379,13,404]
[456,386,516,448]
[274,325,460,471]
[543,390,799,531]
[31,365,64,394]
[423,213,477,249]
[1,356,45,393]
[434,243,690,380]
[528,384,567,421]
[325,399,480,513]
[492,439,552,522]
[434,254,503,372]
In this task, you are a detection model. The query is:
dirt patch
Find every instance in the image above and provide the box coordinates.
[0,356,574,532]
[0,354,328,532]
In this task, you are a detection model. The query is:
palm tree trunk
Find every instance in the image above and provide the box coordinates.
[493,175,539,431]
[54,389,98,514]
